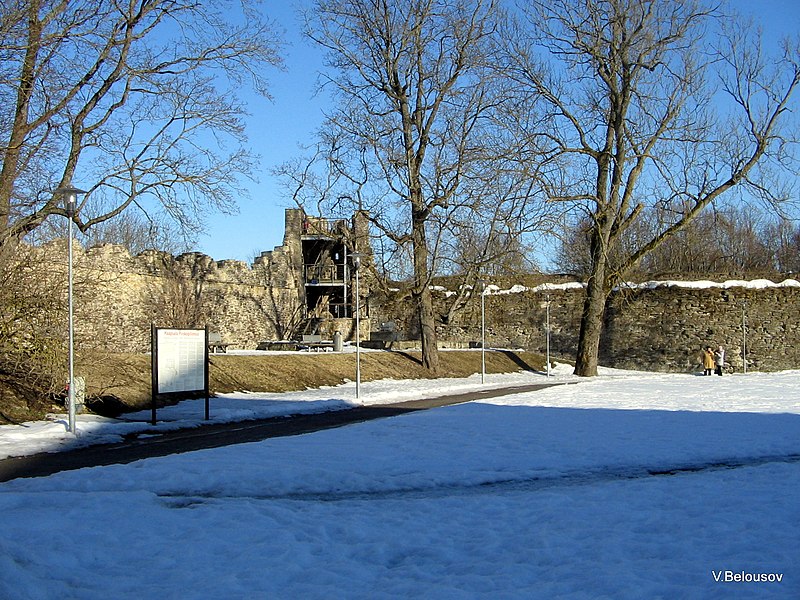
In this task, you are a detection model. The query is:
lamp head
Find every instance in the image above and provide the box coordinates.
[351,251,365,270]
[55,186,86,217]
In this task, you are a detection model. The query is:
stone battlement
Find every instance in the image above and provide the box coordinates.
[29,211,800,373]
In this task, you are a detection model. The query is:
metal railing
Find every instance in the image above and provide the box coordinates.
[302,218,348,237]
[304,263,346,283]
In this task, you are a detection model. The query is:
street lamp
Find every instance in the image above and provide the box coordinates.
[55,186,86,435]
[742,301,748,375]
[478,278,486,384]
[545,294,551,377]
[351,251,365,401]
[539,294,552,377]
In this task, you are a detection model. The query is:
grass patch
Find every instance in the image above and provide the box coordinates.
[1,349,550,422]
[84,350,549,412]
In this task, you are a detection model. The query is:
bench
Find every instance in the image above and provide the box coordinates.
[368,321,399,348]
[299,334,334,352]
[208,332,231,353]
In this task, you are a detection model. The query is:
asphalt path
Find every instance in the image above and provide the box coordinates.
[0,381,569,483]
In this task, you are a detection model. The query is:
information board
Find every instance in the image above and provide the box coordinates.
[156,328,206,393]
[151,326,209,424]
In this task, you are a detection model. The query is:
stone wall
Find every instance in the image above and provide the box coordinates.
[602,283,800,372]
[412,280,799,373]
[46,234,304,354]
[53,208,368,353]
[37,233,800,372]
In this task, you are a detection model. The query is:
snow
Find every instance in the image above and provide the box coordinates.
[1,366,798,598]
[617,278,800,291]
[430,277,800,296]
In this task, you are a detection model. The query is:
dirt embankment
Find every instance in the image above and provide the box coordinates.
[78,349,548,413]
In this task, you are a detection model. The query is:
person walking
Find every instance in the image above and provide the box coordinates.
[714,345,725,376]
[702,346,714,376]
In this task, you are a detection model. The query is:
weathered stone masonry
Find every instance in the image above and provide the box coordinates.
[420,281,800,372]
[52,207,799,373]
[64,208,372,352]
[601,283,800,372]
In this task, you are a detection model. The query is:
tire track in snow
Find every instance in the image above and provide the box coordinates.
[158,452,800,507]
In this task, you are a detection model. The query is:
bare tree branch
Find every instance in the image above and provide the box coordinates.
[505,0,800,375]
[0,0,284,247]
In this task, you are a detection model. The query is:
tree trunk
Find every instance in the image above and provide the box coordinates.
[411,203,439,373]
[574,232,610,377]
[574,277,609,376]
[416,285,439,373]
[0,2,43,236]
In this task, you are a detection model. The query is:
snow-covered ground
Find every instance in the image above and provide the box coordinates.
[1,365,798,599]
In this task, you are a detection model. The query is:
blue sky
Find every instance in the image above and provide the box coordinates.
[192,1,328,262]
[194,0,800,263]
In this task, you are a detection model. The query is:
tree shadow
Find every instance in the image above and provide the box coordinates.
[395,351,423,366]
[497,349,539,372]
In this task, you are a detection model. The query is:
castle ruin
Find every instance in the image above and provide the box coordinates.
[34,208,800,373]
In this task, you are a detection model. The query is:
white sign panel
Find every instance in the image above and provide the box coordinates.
[156,328,206,393]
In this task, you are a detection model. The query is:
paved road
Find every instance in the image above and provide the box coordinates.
[0,382,568,483]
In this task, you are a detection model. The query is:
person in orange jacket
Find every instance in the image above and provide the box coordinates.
[701,346,715,376]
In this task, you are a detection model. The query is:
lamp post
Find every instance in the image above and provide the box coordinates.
[539,294,552,377]
[478,279,486,384]
[55,186,86,435]
[546,294,551,377]
[742,301,748,375]
[351,251,365,400]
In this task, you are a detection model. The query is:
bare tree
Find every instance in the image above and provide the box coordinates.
[768,219,800,273]
[505,0,800,375]
[0,243,64,420]
[79,212,190,257]
[299,0,541,372]
[435,173,553,324]
[0,0,283,247]
[558,206,785,278]
[24,208,191,256]
[144,252,223,331]
[250,254,306,341]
